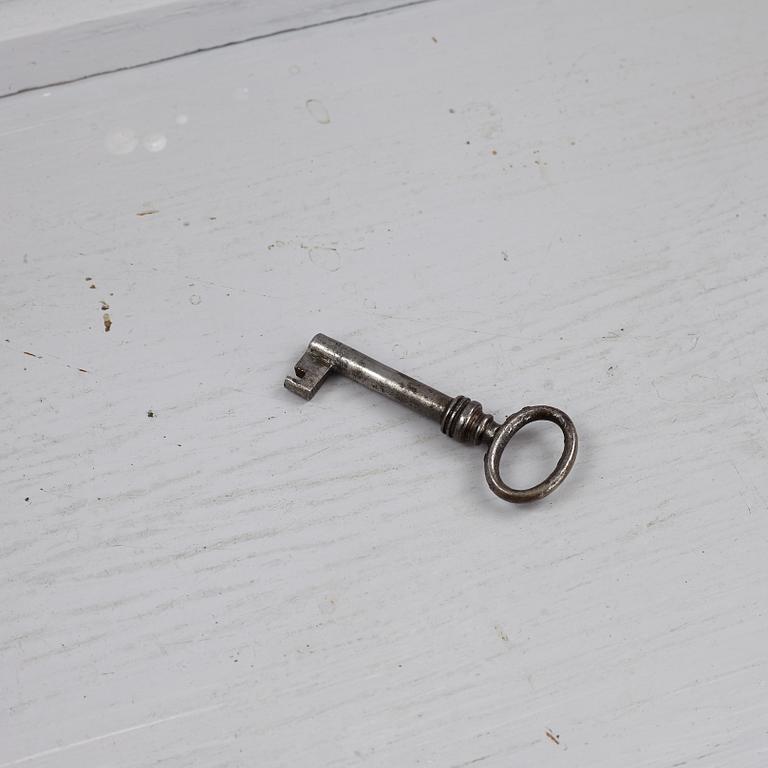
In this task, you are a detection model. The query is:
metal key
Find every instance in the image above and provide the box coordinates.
[284,334,577,503]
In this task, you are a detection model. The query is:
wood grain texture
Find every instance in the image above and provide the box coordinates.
[1,0,767,765]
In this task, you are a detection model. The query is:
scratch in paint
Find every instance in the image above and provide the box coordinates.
[0,704,221,766]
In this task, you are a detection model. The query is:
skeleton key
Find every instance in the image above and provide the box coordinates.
[284,334,577,503]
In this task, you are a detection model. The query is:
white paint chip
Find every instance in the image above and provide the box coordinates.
[104,128,138,155]
[305,99,330,124]
[143,133,167,153]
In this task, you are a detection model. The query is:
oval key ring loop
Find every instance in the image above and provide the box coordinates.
[484,405,578,503]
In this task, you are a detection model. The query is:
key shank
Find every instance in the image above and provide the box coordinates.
[284,333,452,422]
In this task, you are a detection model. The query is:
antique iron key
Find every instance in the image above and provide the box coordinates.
[284,334,577,503]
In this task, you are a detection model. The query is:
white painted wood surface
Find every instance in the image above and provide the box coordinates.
[0,0,433,97]
[0,0,182,41]
[2,1,767,765]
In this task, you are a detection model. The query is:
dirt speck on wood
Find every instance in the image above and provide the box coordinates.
[103,312,112,332]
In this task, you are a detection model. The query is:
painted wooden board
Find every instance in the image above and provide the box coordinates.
[0,0,182,41]
[0,0,435,97]
[1,0,767,766]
